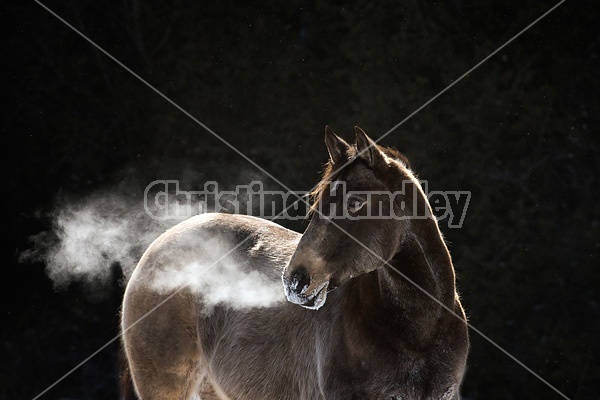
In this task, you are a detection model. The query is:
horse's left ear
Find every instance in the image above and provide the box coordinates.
[355,126,386,168]
[325,125,351,164]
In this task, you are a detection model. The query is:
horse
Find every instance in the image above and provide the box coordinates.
[120,126,469,400]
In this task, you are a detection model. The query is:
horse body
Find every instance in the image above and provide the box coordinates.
[121,127,469,399]
[122,213,311,399]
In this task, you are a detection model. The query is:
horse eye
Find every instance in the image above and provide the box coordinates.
[347,195,366,213]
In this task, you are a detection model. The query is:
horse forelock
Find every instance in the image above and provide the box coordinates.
[308,155,350,215]
[309,144,411,214]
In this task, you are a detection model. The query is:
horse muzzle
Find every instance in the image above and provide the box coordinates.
[282,267,330,310]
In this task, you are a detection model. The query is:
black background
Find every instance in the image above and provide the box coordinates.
[4,1,599,399]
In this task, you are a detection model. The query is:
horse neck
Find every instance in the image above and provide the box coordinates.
[365,217,457,345]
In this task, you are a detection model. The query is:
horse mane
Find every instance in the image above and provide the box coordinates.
[309,144,410,214]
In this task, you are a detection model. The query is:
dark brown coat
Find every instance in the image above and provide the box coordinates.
[121,127,469,399]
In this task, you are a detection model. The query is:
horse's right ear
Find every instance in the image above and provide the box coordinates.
[324,126,351,164]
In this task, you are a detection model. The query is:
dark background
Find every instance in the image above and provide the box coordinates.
[4,1,599,399]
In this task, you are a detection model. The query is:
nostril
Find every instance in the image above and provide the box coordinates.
[290,268,311,295]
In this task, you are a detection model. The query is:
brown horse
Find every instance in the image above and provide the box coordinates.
[120,126,469,399]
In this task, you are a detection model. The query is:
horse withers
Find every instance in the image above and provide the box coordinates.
[120,126,469,399]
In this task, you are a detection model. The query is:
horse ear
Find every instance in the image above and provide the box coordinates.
[325,125,351,164]
[354,126,385,168]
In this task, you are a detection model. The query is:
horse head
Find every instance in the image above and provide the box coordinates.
[283,126,429,309]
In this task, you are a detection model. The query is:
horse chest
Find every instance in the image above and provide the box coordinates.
[318,339,427,399]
